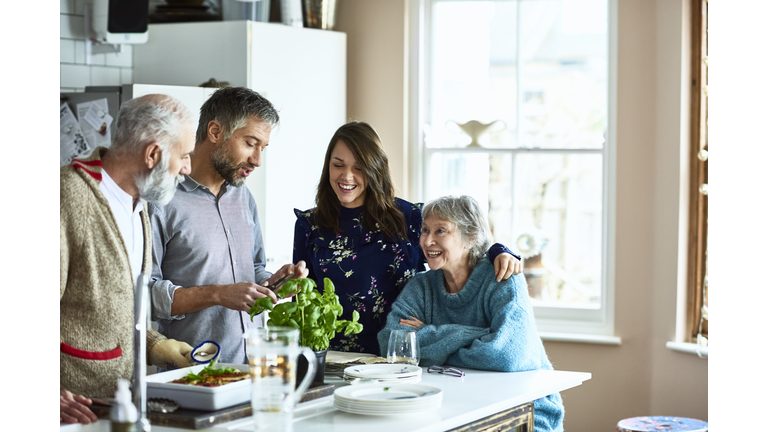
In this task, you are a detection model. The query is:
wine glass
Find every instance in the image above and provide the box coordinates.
[387,330,420,365]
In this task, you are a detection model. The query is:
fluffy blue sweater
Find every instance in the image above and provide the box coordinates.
[378,258,564,432]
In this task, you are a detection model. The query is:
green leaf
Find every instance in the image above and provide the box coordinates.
[306,306,322,323]
[187,358,237,381]
[277,280,301,298]
[302,278,317,291]
[249,297,274,322]
[323,278,335,295]
[330,304,343,315]
[274,302,298,316]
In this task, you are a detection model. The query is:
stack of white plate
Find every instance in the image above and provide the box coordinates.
[334,383,443,415]
[342,364,422,384]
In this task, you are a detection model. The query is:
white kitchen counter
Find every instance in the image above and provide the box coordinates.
[61,368,590,432]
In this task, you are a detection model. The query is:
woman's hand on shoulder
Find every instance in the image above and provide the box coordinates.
[400,316,424,329]
[494,253,523,282]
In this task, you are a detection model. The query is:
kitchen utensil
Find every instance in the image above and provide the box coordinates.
[270,272,294,291]
[88,397,116,406]
[190,340,221,364]
[391,390,441,399]
[87,396,181,413]
[344,378,383,385]
[146,363,251,411]
[244,326,316,432]
[147,398,180,413]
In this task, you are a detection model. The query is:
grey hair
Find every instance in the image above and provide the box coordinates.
[196,87,280,144]
[112,94,193,156]
[422,195,492,269]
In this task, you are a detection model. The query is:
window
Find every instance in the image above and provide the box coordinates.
[417,0,614,336]
[688,0,708,347]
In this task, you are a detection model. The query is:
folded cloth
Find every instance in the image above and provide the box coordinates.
[326,351,388,365]
[358,356,389,364]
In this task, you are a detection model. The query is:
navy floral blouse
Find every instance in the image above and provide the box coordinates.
[293,198,512,355]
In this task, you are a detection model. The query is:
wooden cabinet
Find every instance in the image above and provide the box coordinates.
[133,21,347,265]
[448,402,534,432]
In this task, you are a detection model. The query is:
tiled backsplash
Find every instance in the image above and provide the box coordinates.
[60,0,134,92]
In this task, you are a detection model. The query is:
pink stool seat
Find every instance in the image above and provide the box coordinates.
[617,416,708,432]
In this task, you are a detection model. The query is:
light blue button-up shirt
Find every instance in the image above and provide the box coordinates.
[149,175,272,364]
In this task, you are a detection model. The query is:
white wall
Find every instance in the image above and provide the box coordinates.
[336,1,708,430]
[59,0,134,92]
[335,0,410,197]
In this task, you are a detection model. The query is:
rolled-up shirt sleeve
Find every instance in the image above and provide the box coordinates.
[149,203,185,321]
[150,279,183,321]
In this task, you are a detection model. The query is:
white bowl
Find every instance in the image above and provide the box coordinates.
[146,363,250,411]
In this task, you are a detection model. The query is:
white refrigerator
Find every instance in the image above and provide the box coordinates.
[130,20,347,266]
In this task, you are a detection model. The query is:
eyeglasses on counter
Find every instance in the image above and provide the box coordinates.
[427,365,465,377]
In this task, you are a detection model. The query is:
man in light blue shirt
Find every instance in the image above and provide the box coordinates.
[149,87,307,364]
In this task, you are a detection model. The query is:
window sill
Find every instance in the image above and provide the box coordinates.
[666,341,708,358]
[540,332,622,345]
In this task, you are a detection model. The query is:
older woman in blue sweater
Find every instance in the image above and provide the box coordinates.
[378,195,564,432]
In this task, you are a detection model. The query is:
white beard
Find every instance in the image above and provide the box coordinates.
[135,153,181,206]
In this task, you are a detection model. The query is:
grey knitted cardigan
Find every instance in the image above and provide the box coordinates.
[60,147,165,397]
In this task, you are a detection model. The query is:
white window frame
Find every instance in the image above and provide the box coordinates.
[407,0,619,342]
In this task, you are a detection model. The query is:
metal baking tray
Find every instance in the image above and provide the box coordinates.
[146,363,250,411]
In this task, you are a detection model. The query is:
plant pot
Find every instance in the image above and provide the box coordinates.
[296,348,327,388]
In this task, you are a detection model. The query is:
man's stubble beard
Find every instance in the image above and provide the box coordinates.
[211,139,253,188]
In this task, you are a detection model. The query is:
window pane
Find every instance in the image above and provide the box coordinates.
[512,153,602,306]
[426,152,491,202]
[429,0,607,149]
[425,151,603,307]
[430,1,516,148]
[519,0,607,149]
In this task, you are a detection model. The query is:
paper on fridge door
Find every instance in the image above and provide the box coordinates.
[60,103,90,166]
[77,98,112,150]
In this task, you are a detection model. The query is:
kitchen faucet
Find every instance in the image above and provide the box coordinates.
[134,273,151,431]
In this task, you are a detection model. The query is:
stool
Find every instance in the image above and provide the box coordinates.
[617,416,708,432]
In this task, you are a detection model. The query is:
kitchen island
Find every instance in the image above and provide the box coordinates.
[61,367,590,432]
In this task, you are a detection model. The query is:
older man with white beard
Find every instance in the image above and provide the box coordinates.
[60,94,198,425]
[149,87,308,365]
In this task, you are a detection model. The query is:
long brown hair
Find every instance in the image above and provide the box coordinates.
[314,121,407,241]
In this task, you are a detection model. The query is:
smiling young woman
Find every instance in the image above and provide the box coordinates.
[328,139,368,209]
[313,121,407,241]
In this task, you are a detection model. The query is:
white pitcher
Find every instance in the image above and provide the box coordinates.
[244,327,316,432]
